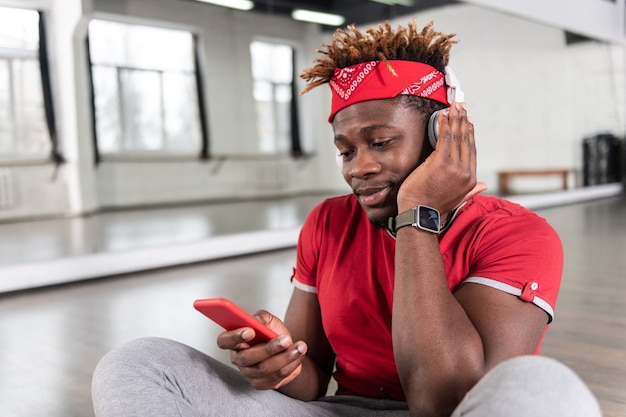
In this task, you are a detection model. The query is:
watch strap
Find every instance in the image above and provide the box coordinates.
[388,205,441,235]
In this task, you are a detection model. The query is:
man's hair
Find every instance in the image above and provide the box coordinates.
[299,19,457,116]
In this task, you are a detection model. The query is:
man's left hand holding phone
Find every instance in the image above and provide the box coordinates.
[194,298,307,390]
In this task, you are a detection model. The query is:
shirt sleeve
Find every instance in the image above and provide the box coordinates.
[291,201,325,293]
[464,212,563,323]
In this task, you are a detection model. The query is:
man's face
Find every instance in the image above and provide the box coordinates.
[332,99,428,228]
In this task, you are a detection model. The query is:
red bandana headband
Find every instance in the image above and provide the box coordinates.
[328,60,450,122]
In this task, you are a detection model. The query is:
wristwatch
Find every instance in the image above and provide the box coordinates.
[387,205,441,235]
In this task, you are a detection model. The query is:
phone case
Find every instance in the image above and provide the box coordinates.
[193,298,277,345]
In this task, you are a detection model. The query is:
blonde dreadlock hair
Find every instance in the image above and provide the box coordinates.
[300,18,457,116]
[300,19,456,95]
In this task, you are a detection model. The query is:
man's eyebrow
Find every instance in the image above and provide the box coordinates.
[334,124,399,143]
[359,124,398,133]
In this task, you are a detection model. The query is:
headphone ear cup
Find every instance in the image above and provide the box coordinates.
[427,110,440,149]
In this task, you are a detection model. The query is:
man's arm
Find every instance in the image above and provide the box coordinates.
[393,228,548,417]
[277,288,335,401]
[393,103,551,416]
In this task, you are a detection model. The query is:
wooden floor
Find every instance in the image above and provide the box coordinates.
[0,194,624,417]
[537,195,626,417]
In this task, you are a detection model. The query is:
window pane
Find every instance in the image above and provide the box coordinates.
[88,20,128,69]
[275,84,292,103]
[253,79,273,102]
[0,7,39,51]
[89,20,194,71]
[162,73,201,151]
[275,85,291,153]
[0,7,49,159]
[254,81,275,153]
[92,66,121,153]
[250,41,294,153]
[120,69,163,151]
[14,59,48,154]
[0,58,49,155]
[0,60,14,153]
[89,19,202,155]
[270,45,292,84]
[250,41,292,83]
[250,41,271,80]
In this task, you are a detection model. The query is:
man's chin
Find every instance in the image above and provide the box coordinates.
[369,217,389,229]
[365,207,397,230]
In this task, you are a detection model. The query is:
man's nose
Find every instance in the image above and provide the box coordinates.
[348,150,381,178]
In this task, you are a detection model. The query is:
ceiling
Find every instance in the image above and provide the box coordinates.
[246,0,460,30]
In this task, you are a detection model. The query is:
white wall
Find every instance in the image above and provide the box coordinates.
[461,0,626,44]
[391,5,625,192]
[0,0,623,221]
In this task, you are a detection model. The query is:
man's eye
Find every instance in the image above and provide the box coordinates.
[372,139,392,148]
[338,150,354,159]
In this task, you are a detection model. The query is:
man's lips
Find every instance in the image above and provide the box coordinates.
[355,186,392,207]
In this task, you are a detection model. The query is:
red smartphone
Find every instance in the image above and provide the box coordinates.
[193,298,277,345]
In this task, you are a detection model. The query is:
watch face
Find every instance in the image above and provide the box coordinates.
[418,206,440,232]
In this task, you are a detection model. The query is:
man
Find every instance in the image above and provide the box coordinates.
[92,19,601,417]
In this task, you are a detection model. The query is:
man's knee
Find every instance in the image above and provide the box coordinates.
[92,337,180,393]
[453,355,602,417]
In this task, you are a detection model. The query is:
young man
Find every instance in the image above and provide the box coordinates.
[92,20,601,417]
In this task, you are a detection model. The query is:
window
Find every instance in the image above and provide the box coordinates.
[0,7,51,160]
[88,20,204,157]
[250,41,301,155]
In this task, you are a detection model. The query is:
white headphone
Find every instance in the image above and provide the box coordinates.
[427,66,465,148]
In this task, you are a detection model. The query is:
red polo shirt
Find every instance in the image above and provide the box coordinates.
[292,194,563,401]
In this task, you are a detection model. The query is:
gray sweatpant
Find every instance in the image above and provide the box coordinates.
[91,337,602,417]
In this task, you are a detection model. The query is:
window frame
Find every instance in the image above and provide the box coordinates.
[86,17,208,163]
[249,38,302,157]
[0,8,60,166]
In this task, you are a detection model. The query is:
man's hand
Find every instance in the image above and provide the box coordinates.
[216,310,308,390]
[398,102,480,214]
